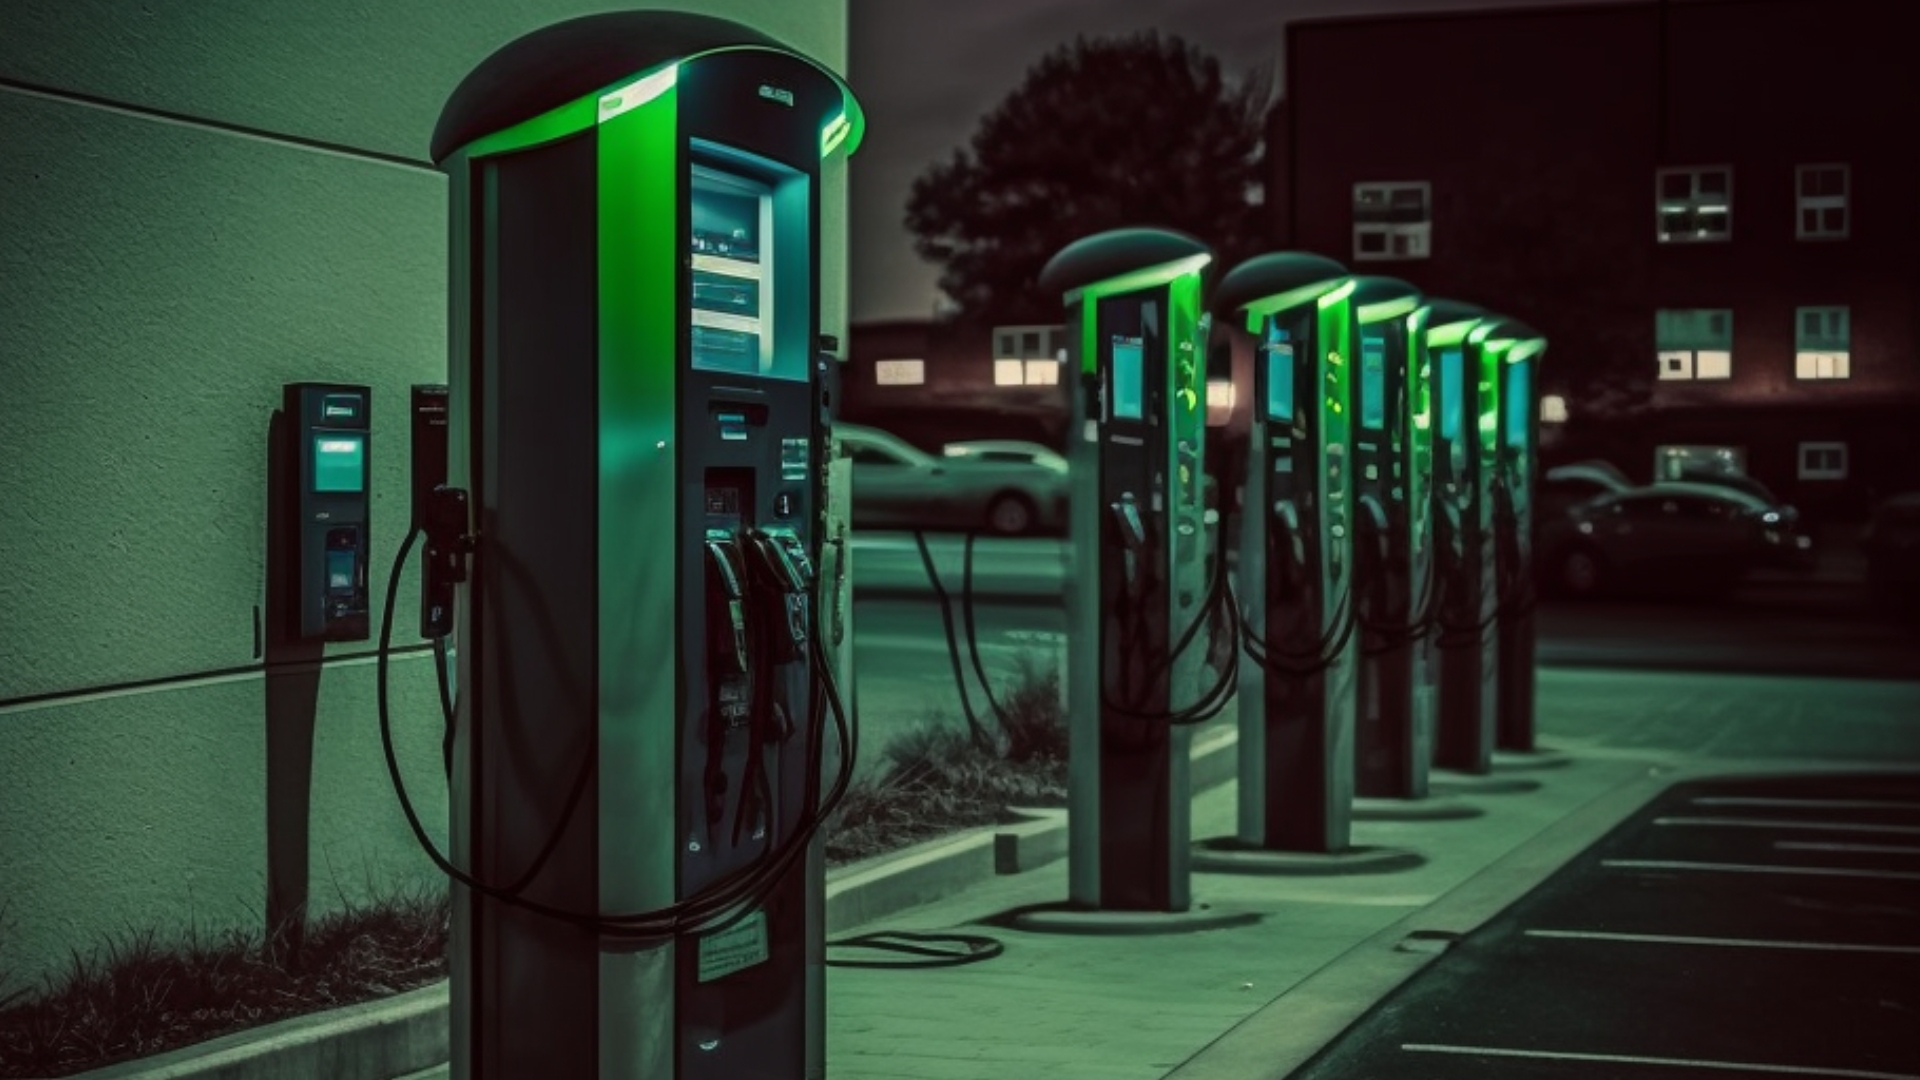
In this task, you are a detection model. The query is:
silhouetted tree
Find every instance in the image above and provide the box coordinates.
[906,32,1273,325]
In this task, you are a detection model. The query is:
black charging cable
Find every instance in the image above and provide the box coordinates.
[375,522,857,939]
[1234,508,1358,677]
[1100,503,1240,726]
[909,529,1002,754]
[825,929,1005,969]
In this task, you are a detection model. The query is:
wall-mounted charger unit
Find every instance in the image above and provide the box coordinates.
[286,382,371,641]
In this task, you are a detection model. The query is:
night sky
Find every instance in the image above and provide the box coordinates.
[847,0,1627,323]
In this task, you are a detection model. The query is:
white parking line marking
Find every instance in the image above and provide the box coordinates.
[1603,859,1920,882]
[1655,816,1920,836]
[1776,841,1920,856]
[1526,929,1920,956]
[1400,1044,1920,1078]
[1693,797,1920,812]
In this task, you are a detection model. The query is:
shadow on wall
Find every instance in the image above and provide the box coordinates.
[262,408,324,967]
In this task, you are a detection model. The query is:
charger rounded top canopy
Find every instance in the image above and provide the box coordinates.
[428,12,861,1080]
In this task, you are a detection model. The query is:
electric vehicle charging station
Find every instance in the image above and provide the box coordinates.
[1425,301,1501,776]
[1197,253,1415,869]
[1030,227,1242,926]
[1347,278,1438,802]
[416,13,862,1079]
[1489,323,1548,754]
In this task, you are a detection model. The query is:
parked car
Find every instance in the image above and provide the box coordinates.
[1669,469,1812,571]
[941,439,1068,472]
[1862,492,1920,615]
[1537,481,1784,598]
[838,423,1068,535]
[1538,460,1632,524]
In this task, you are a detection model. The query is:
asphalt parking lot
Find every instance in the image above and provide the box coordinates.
[1290,772,1920,1079]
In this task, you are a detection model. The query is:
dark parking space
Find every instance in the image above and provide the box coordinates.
[1292,773,1920,1080]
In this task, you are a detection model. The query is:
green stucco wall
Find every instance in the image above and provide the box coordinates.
[0,0,851,998]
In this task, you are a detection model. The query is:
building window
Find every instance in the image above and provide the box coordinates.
[873,358,925,386]
[1796,164,1849,240]
[1352,181,1431,261]
[1794,306,1850,379]
[1540,394,1569,424]
[1655,309,1733,380]
[1798,441,1848,480]
[1656,166,1732,242]
[992,325,1064,386]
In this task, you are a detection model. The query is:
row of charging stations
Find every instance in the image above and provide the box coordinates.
[268,10,1554,1072]
[1027,228,1547,920]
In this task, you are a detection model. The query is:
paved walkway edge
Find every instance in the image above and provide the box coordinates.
[1162,764,1672,1080]
[71,729,1239,1080]
[1159,757,1919,1080]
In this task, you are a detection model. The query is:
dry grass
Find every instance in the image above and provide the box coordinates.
[825,654,1067,866]
[0,658,1069,1074]
[0,886,447,1078]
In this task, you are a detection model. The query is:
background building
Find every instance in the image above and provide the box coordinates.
[1273,0,1919,520]
[0,0,853,996]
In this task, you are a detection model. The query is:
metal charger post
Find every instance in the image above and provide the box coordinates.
[1347,280,1483,823]
[1425,302,1536,794]
[1197,253,1420,874]
[417,13,863,1078]
[1004,227,1250,934]
[1487,323,1563,768]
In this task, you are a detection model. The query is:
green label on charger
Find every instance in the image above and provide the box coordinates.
[697,909,770,983]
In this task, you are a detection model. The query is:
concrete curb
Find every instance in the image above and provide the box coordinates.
[60,982,449,1080]
[851,584,1063,607]
[72,730,1241,1080]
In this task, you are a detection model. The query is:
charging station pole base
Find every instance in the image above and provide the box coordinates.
[1000,902,1260,936]
[1190,837,1424,876]
[1430,771,1542,796]
[1351,795,1485,823]
[1491,747,1572,771]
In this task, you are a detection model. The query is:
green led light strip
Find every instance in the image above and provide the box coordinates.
[460,46,865,162]
[1071,254,1213,375]
[1356,292,1419,325]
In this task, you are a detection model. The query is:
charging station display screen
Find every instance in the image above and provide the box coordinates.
[1110,335,1144,421]
[1360,334,1387,430]
[1504,361,1531,448]
[1438,348,1464,443]
[690,166,769,376]
[313,435,365,493]
[1263,320,1294,422]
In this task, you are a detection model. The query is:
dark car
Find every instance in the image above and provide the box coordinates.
[1537,481,1780,599]
[838,423,1069,535]
[1862,492,1920,616]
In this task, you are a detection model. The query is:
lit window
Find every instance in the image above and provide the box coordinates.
[873,358,925,386]
[1352,181,1431,261]
[1795,164,1849,240]
[1654,309,1733,379]
[1656,166,1732,242]
[991,324,1066,386]
[1798,441,1847,480]
[1794,305,1850,379]
[1540,394,1569,423]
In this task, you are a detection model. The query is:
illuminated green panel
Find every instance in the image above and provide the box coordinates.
[1405,307,1433,555]
[598,83,680,432]
[1317,284,1354,600]
[1476,338,1506,510]
[1356,292,1420,325]
[1427,317,1481,351]
[1074,254,1212,375]
[1240,276,1351,334]
[1169,274,1204,419]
